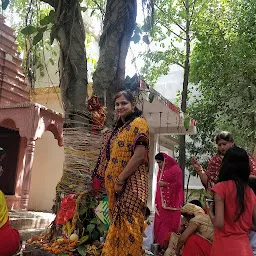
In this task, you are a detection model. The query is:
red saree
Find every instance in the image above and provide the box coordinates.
[154,153,183,248]
[182,234,212,256]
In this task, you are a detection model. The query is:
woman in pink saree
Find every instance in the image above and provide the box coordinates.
[154,152,184,249]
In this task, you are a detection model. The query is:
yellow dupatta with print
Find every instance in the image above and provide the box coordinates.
[0,190,8,229]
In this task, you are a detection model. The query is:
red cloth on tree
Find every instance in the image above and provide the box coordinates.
[55,194,76,225]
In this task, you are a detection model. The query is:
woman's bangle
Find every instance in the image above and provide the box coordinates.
[114,177,125,185]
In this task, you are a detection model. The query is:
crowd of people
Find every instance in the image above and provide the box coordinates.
[93,90,256,256]
[1,89,256,255]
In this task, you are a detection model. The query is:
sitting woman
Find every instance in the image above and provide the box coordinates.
[0,190,20,255]
[175,203,214,256]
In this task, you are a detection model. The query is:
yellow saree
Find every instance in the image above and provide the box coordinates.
[0,190,8,229]
[94,116,149,256]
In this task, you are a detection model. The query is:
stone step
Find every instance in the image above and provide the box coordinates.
[10,217,52,230]
[19,228,47,241]
[8,211,55,242]
[9,210,55,219]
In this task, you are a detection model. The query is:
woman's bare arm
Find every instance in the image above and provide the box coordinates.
[209,193,224,229]
[175,222,198,256]
[191,158,208,187]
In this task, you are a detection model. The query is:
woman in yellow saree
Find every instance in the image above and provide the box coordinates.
[93,90,149,256]
[0,190,20,255]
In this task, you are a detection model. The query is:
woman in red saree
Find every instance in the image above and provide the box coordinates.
[0,190,20,256]
[192,131,256,195]
[154,152,183,249]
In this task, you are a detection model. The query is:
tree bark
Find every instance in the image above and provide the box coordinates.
[179,0,191,188]
[53,0,88,123]
[93,0,137,123]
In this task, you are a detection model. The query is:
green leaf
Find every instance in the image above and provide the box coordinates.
[50,26,56,45]
[32,32,43,45]
[184,117,190,130]
[38,26,48,33]
[40,10,55,26]
[143,35,150,45]
[90,218,99,224]
[131,33,141,44]
[21,25,37,35]
[78,235,89,245]
[89,201,96,209]
[80,7,88,12]
[77,245,87,256]
[87,223,95,234]
[49,58,54,65]
[1,0,9,10]
[98,223,108,234]
[79,203,88,215]
[91,229,100,241]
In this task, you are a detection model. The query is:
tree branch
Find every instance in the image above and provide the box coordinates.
[92,0,105,16]
[190,0,198,20]
[40,0,54,8]
[169,41,186,58]
[154,3,186,33]
[161,23,186,41]
[174,61,185,69]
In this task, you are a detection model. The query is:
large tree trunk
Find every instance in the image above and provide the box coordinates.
[93,0,137,123]
[40,1,89,219]
[46,0,88,122]
[179,0,191,188]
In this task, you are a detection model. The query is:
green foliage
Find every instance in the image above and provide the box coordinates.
[20,25,37,35]
[4,0,58,86]
[140,0,206,85]
[77,245,87,256]
[140,0,256,173]
[190,0,256,153]
[4,0,107,87]
[78,193,108,242]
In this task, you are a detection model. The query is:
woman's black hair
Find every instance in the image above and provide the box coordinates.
[189,199,202,208]
[249,178,256,195]
[215,131,234,144]
[155,152,164,161]
[218,146,250,221]
[145,207,151,218]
